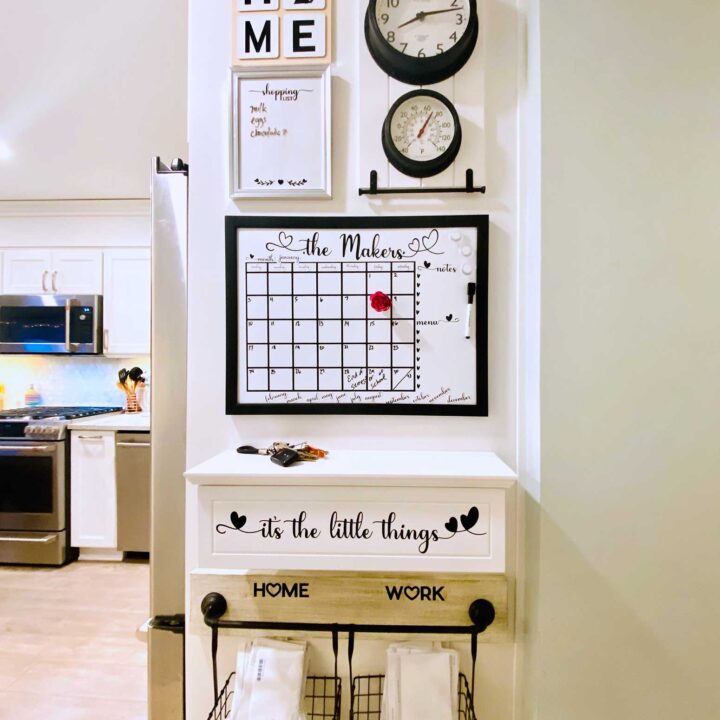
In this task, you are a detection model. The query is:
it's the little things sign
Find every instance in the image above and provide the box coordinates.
[214,502,491,557]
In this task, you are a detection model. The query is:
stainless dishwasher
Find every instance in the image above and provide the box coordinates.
[115,432,151,553]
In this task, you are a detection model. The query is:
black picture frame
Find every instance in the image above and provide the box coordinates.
[226,215,489,416]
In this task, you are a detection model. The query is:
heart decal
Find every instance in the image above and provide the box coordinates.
[230,512,247,530]
[445,517,458,533]
[446,314,453,322]
[461,506,480,531]
[403,586,420,601]
[265,583,282,598]
[424,261,431,269]
[249,254,255,259]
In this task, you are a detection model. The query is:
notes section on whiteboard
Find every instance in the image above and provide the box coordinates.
[226,216,488,415]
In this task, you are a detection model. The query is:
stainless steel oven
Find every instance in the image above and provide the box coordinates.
[0,437,68,565]
[0,406,122,565]
[0,294,102,354]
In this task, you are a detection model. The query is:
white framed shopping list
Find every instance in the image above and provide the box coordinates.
[230,67,332,198]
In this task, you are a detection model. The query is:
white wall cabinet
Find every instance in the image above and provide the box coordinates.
[2,249,102,294]
[103,249,151,356]
[70,431,117,548]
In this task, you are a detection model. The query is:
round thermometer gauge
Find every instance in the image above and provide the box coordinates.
[382,90,461,178]
[365,0,479,85]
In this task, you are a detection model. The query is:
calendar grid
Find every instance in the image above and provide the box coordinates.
[244,261,416,394]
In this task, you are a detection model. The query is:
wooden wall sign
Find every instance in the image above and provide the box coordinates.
[233,0,333,67]
[191,572,508,642]
[190,570,510,642]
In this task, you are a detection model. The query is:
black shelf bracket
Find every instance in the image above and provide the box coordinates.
[359,168,486,196]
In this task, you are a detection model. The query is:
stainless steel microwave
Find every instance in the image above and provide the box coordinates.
[0,295,103,355]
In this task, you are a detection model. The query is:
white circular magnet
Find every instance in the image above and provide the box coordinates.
[462,263,473,275]
[450,231,462,242]
[461,245,473,257]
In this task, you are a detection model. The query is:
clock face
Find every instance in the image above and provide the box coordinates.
[374,0,473,59]
[389,94,457,162]
[382,90,462,178]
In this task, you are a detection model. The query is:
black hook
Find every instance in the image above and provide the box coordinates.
[201,592,228,622]
[468,599,496,632]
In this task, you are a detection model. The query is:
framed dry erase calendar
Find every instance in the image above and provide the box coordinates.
[226,216,488,416]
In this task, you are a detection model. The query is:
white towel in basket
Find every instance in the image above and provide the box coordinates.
[230,638,308,720]
[380,643,458,720]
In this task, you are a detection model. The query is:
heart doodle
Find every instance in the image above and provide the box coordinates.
[230,512,247,530]
[461,506,480,531]
[265,583,282,598]
[403,586,421,601]
[424,261,431,269]
[249,254,255,259]
[445,517,459,533]
[421,229,440,253]
[278,179,285,185]
[446,314,453,322]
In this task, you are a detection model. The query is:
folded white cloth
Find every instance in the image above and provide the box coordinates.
[230,638,308,720]
[381,643,458,720]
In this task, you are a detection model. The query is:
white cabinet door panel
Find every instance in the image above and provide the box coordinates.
[51,250,103,294]
[103,249,151,355]
[70,431,117,548]
[2,250,50,293]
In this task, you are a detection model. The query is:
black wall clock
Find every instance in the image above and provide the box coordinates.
[382,89,461,178]
[365,0,479,85]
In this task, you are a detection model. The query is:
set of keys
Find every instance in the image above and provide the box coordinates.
[236,441,329,467]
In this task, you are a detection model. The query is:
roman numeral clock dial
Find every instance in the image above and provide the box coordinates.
[365,0,479,85]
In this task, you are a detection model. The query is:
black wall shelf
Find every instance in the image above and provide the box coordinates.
[359,169,486,196]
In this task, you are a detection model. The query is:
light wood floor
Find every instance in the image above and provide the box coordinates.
[0,560,148,720]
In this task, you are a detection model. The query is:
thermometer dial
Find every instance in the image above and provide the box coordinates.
[381,89,462,178]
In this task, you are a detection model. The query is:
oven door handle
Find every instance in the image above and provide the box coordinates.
[0,445,56,453]
[0,534,57,544]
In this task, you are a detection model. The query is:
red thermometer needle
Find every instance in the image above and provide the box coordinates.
[417,112,433,139]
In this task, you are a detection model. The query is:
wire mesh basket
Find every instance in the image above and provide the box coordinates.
[207,672,342,720]
[350,673,477,720]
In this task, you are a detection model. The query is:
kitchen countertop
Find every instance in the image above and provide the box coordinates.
[68,413,150,432]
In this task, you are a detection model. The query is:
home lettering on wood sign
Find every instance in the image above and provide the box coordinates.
[233,0,332,66]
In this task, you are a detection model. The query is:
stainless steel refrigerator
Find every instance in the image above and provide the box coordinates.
[148,157,188,719]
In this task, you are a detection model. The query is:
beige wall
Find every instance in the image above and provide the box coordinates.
[533,1,720,717]
[0,0,187,199]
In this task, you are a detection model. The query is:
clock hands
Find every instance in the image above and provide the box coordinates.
[397,7,458,29]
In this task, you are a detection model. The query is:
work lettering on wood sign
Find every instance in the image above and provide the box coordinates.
[233,0,332,66]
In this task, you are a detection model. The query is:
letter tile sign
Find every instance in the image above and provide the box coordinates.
[233,0,332,67]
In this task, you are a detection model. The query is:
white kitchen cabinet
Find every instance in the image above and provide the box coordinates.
[103,249,151,356]
[2,250,48,293]
[51,251,103,293]
[2,249,102,294]
[70,431,117,549]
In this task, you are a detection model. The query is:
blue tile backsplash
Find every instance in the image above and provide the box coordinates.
[0,355,150,408]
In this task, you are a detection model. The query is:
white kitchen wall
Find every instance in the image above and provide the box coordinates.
[0,0,187,200]
[187,1,524,719]
[0,354,149,408]
[187,0,521,466]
